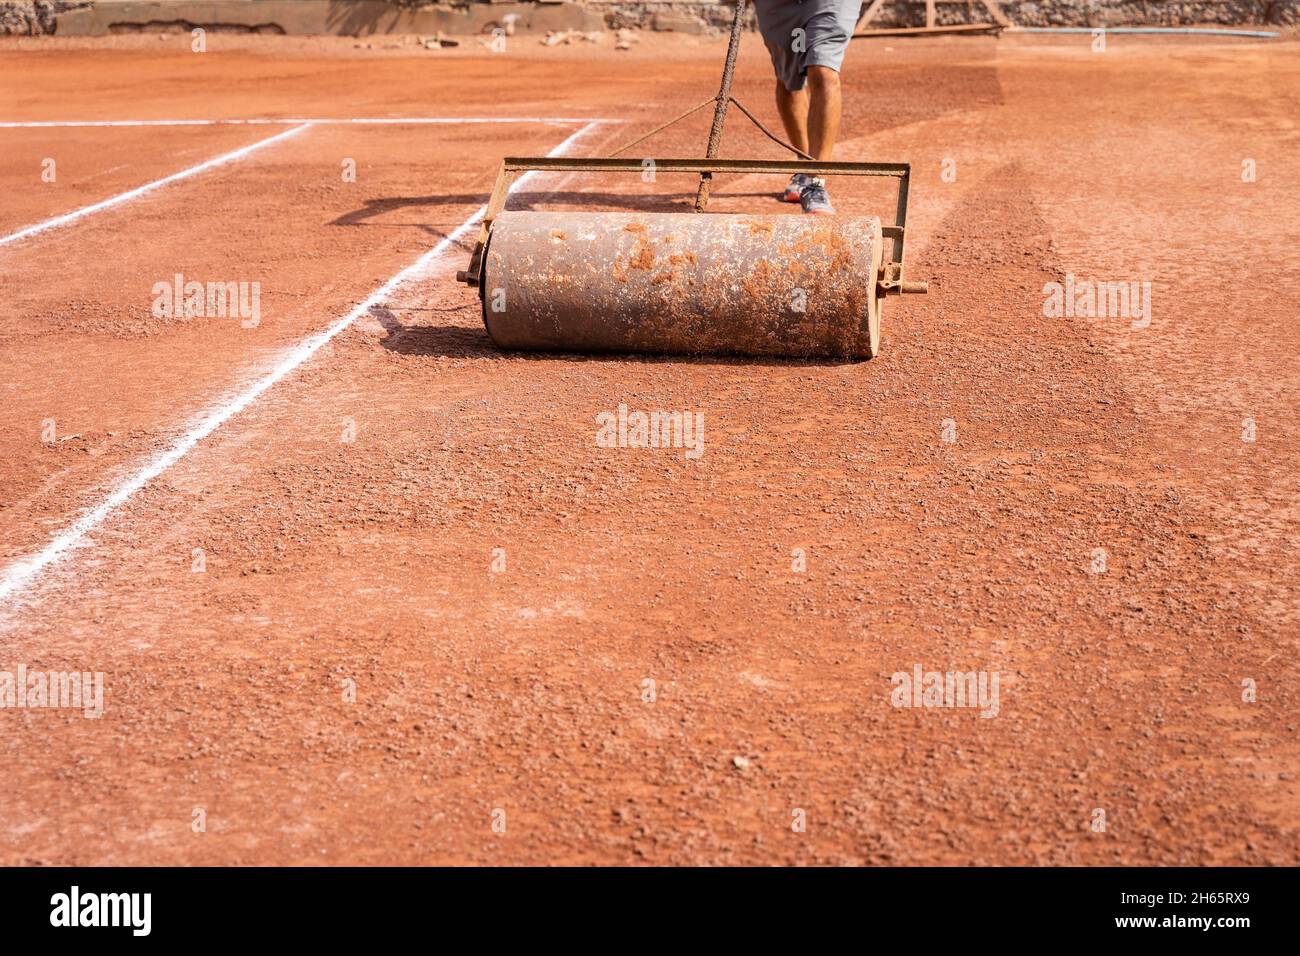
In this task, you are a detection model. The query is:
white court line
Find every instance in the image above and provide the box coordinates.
[0,117,618,128]
[0,123,311,248]
[0,120,603,609]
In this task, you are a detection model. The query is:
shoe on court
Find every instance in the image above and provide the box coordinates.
[782,173,810,203]
[799,177,835,215]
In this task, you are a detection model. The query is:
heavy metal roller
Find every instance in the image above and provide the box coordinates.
[484,210,885,358]
[455,0,927,360]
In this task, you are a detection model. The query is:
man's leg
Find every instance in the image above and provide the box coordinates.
[774,79,811,158]
[795,65,840,214]
[805,65,842,161]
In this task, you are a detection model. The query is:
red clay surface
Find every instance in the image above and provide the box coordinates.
[0,32,1297,865]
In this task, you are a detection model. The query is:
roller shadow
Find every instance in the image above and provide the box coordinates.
[331,189,791,229]
[372,309,858,369]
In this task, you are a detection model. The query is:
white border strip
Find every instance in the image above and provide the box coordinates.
[0,117,618,128]
[0,120,602,608]
[0,123,311,248]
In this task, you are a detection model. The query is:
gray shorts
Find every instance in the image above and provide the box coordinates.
[754,0,860,92]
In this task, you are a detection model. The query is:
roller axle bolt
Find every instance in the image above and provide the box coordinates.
[878,278,929,295]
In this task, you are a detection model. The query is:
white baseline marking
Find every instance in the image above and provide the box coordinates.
[0,122,310,248]
[0,120,602,608]
[0,117,619,128]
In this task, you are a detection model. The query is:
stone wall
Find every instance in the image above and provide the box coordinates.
[593,0,1295,30]
[1,1,89,34]
[1,0,1294,37]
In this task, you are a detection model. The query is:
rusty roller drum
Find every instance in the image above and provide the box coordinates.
[479,211,885,359]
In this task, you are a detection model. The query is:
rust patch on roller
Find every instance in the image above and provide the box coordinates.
[741,258,775,303]
[628,241,655,271]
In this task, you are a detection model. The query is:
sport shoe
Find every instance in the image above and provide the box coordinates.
[799,177,835,215]
[782,173,809,203]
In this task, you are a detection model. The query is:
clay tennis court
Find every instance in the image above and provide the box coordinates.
[1,29,1297,866]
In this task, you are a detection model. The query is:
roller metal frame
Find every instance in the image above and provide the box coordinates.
[455,156,925,299]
